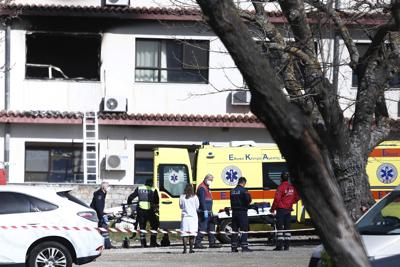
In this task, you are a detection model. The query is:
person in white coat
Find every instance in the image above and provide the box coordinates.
[179,184,199,254]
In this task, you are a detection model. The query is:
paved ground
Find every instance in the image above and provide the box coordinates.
[80,243,315,267]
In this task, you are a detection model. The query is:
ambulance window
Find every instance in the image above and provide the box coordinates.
[158,164,189,197]
[262,162,288,189]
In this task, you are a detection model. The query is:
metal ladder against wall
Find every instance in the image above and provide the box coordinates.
[83,111,99,184]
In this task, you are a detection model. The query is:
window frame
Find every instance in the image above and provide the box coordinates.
[158,163,190,198]
[25,143,83,184]
[351,42,400,89]
[135,38,210,84]
[262,162,288,190]
[25,31,102,81]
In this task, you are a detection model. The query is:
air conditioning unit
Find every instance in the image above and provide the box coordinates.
[104,0,130,6]
[105,154,128,171]
[231,91,251,106]
[103,96,127,112]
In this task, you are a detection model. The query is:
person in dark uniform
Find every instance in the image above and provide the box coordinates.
[127,179,160,247]
[194,174,221,249]
[270,171,300,251]
[90,181,114,249]
[230,177,252,252]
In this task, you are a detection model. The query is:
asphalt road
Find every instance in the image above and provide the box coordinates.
[80,244,315,267]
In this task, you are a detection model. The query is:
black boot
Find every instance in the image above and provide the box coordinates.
[141,239,147,248]
[150,235,159,247]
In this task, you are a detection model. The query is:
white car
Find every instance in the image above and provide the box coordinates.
[309,185,400,267]
[0,185,104,267]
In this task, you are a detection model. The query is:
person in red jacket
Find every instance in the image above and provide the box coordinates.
[270,171,300,251]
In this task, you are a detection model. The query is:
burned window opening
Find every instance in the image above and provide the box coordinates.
[26,32,101,81]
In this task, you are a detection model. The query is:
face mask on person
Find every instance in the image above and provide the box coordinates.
[205,180,212,186]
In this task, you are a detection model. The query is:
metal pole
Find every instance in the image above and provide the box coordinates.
[4,21,11,181]
[332,0,340,95]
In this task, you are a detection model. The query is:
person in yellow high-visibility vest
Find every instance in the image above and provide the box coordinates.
[128,179,160,247]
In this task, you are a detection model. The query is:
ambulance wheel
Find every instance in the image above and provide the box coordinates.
[217,219,232,244]
[27,241,72,267]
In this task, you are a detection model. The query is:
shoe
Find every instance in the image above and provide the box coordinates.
[242,247,253,252]
[284,246,289,251]
[231,248,239,253]
[182,249,187,254]
[194,244,206,249]
[273,247,283,251]
[189,250,195,253]
[150,243,160,247]
[209,243,222,248]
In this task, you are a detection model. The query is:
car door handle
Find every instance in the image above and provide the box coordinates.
[27,223,40,226]
[162,201,172,204]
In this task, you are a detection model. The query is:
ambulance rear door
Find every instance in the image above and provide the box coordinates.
[154,147,192,229]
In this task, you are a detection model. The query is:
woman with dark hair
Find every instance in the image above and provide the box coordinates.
[179,183,199,253]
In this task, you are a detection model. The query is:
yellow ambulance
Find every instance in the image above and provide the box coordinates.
[153,140,400,238]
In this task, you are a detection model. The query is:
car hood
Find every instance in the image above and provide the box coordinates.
[311,235,400,260]
[363,235,400,259]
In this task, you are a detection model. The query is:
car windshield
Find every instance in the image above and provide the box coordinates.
[57,191,90,208]
[357,190,400,235]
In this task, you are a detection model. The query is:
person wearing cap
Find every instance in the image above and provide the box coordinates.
[270,171,300,251]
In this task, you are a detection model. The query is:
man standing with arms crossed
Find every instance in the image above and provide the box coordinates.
[230,177,252,252]
[194,174,221,249]
[270,171,300,251]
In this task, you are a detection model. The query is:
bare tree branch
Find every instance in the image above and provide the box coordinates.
[306,0,360,69]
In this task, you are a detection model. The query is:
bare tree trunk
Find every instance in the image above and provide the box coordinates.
[332,152,374,220]
[195,1,371,266]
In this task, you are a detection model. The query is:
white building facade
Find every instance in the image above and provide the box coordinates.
[0,0,398,187]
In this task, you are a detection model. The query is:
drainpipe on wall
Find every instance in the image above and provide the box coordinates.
[4,20,11,181]
[332,0,340,96]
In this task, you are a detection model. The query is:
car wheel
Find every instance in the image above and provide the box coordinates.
[216,219,232,244]
[27,241,72,267]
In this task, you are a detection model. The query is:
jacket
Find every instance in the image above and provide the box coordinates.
[197,182,213,212]
[270,181,300,212]
[127,185,159,210]
[90,188,106,221]
[230,185,252,212]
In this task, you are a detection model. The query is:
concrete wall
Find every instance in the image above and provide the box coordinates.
[14,183,135,209]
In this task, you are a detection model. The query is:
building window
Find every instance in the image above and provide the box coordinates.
[135,39,209,83]
[134,155,154,185]
[25,144,83,183]
[352,43,400,88]
[26,32,101,80]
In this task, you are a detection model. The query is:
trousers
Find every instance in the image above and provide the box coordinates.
[195,211,216,245]
[276,208,292,249]
[231,210,249,249]
[137,208,159,246]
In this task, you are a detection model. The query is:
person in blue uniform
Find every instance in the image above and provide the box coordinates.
[230,177,252,252]
[90,182,114,249]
